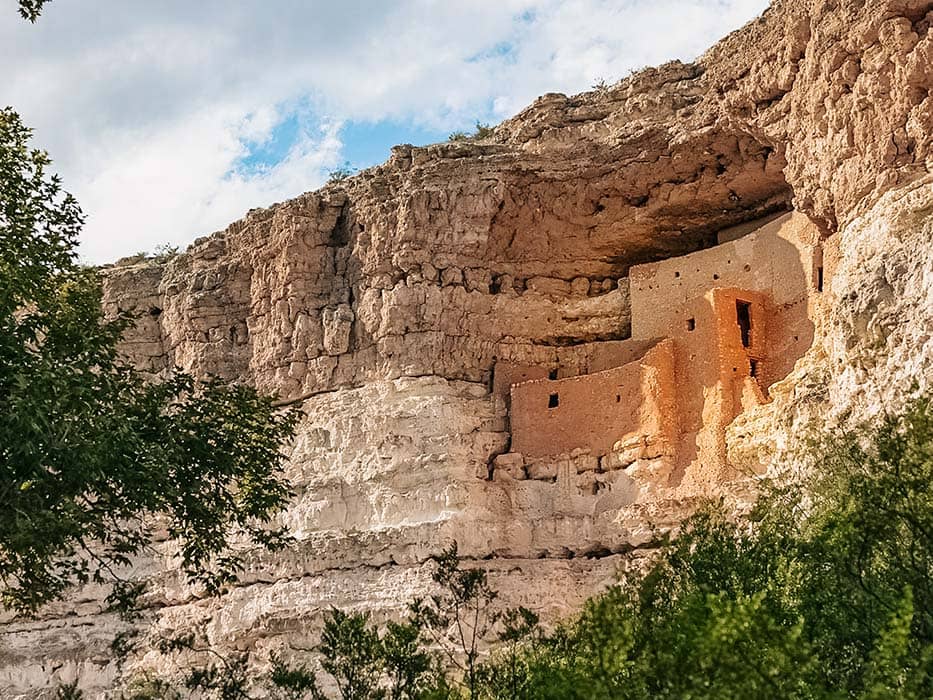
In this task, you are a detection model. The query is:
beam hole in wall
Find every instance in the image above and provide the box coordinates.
[736,300,752,348]
[548,393,559,409]
[744,264,751,272]
[686,318,696,331]
[713,273,720,280]
[616,394,621,403]
[814,246,824,292]
[674,271,680,278]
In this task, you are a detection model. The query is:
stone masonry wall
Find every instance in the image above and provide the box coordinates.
[4,1,933,696]
[509,340,674,458]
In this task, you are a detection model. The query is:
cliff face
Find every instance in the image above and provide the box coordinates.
[4,0,933,696]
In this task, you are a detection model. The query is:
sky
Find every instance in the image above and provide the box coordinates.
[1,0,770,263]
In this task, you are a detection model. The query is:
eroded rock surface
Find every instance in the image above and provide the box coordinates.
[4,0,933,696]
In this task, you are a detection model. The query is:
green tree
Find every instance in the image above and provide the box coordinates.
[473,398,933,699]
[318,609,386,699]
[410,543,514,697]
[0,108,301,615]
[447,123,495,143]
[381,619,433,700]
[16,0,49,22]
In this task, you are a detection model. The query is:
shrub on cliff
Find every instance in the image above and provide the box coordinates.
[476,398,933,699]
[114,399,933,698]
[0,107,301,615]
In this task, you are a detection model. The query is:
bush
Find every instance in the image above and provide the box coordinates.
[327,163,356,183]
[478,397,933,699]
[111,399,933,698]
[448,122,495,142]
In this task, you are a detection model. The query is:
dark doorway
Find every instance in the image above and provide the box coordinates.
[548,393,559,408]
[736,300,752,348]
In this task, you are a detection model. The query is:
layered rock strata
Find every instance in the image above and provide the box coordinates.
[4,0,933,696]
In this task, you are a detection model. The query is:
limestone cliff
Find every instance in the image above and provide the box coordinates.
[4,0,933,696]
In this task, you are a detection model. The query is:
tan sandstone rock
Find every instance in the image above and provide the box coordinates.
[4,1,933,696]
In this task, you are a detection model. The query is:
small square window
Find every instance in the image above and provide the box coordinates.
[548,368,558,380]
[685,318,696,331]
[548,393,559,408]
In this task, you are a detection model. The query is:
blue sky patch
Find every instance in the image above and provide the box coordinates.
[234,110,467,178]
[466,41,517,65]
[339,119,450,170]
[236,112,306,175]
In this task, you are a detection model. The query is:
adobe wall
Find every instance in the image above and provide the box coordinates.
[491,338,659,405]
[712,288,771,418]
[501,212,823,482]
[625,212,823,486]
[629,211,821,354]
[509,340,676,459]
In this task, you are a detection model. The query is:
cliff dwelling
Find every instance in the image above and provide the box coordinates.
[493,211,823,487]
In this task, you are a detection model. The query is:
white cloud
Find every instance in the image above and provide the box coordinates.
[0,0,769,262]
[76,108,343,262]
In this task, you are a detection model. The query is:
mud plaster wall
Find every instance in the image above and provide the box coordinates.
[711,288,771,410]
[491,338,659,406]
[509,340,676,458]
[623,212,823,486]
[504,214,821,472]
[629,212,821,354]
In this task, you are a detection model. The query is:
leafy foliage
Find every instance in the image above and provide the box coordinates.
[16,0,49,22]
[469,398,933,699]
[448,123,495,142]
[326,163,356,184]
[107,398,933,698]
[0,108,301,615]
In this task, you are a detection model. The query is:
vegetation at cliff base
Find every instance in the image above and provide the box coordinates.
[464,399,933,699]
[0,107,301,616]
[137,398,932,699]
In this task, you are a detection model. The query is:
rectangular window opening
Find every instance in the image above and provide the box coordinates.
[548,368,559,380]
[736,300,752,348]
[814,246,825,293]
[548,393,559,409]
[685,317,696,332]
[750,358,759,378]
